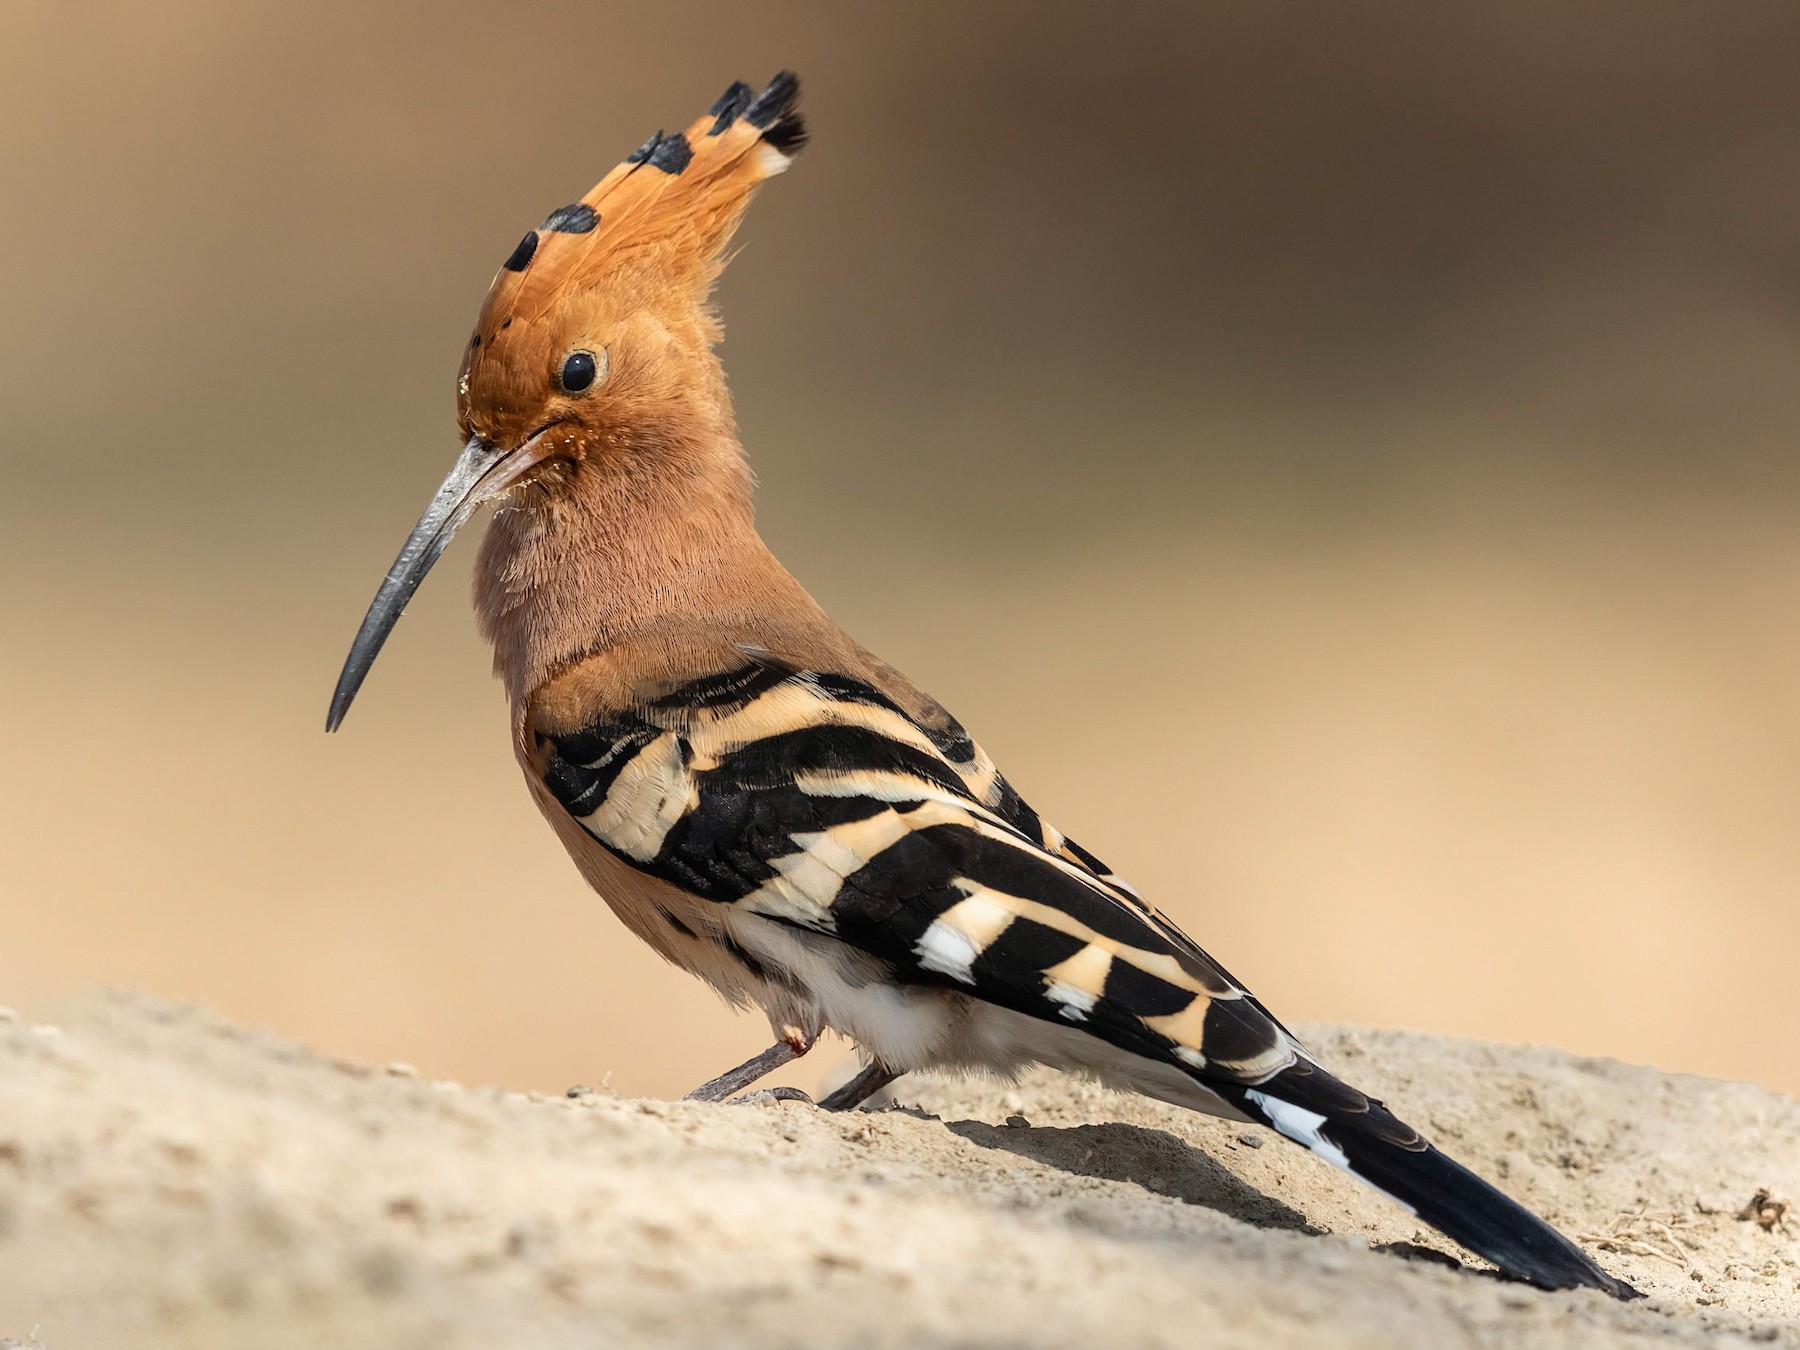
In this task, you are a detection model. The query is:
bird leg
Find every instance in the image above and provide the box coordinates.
[682,1032,813,1103]
[818,1061,899,1111]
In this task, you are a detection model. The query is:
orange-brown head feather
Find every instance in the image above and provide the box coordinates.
[326,74,820,733]
[457,72,805,455]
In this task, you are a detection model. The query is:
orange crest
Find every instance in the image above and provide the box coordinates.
[457,73,806,444]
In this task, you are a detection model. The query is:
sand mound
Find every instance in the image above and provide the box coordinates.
[0,992,1795,1348]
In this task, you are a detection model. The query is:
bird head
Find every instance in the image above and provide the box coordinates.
[327,74,805,731]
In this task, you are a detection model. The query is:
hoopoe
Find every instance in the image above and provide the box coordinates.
[327,73,1636,1299]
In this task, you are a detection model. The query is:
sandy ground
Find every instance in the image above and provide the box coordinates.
[1,993,1795,1350]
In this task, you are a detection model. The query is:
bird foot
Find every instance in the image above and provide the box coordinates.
[682,1037,812,1103]
[817,1062,900,1112]
[729,1086,815,1106]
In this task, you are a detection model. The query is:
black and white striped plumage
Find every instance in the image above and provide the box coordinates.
[328,72,1636,1303]
[536,652,1636,1299]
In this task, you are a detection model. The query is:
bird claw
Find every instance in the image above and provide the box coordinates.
[729,1086,815,1106]
[727,1065,900,1112]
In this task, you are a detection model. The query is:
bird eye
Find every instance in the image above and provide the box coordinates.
[559,349,600,394]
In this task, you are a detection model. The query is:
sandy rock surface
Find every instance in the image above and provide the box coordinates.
[0,992,1795,1349]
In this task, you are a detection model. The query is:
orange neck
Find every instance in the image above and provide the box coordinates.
[472,429,816,703]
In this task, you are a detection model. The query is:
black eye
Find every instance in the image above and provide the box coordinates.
[559,350,598,393]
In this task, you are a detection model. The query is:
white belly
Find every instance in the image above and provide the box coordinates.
[722,909,1249,1123]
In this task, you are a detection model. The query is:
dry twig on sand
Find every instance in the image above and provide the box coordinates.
[1576,1201,1702,1269]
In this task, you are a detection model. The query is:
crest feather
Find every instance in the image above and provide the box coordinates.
[470,72,806,336]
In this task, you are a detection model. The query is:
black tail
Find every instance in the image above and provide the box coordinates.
[1218,1060,1640,1299]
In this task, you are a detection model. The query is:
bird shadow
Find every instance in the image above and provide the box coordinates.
[943,1118,1315,1234]
[940,1116,1497,1284]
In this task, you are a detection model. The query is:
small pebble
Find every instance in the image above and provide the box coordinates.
[384,1061,418,1078]
[1004,1114,1030,1129]
[1237,1132,1264,1149]
[566,1084,595,1099]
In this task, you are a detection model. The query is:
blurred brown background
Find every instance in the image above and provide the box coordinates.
[3,1,1797,1101]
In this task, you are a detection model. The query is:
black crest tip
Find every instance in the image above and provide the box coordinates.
[501,230,539,272]
[708,80,755,134]
[626,130,664,165]
[763,113,808,156]
[744,70,801,131]
[647,131,694,174]
[541,202,599,233]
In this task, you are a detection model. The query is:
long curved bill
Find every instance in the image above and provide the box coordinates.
[325,430,551,732]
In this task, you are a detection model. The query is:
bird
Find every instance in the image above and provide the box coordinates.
[326,72,1637,1300]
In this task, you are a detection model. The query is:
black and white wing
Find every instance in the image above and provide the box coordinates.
[537,657,1634,1298]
